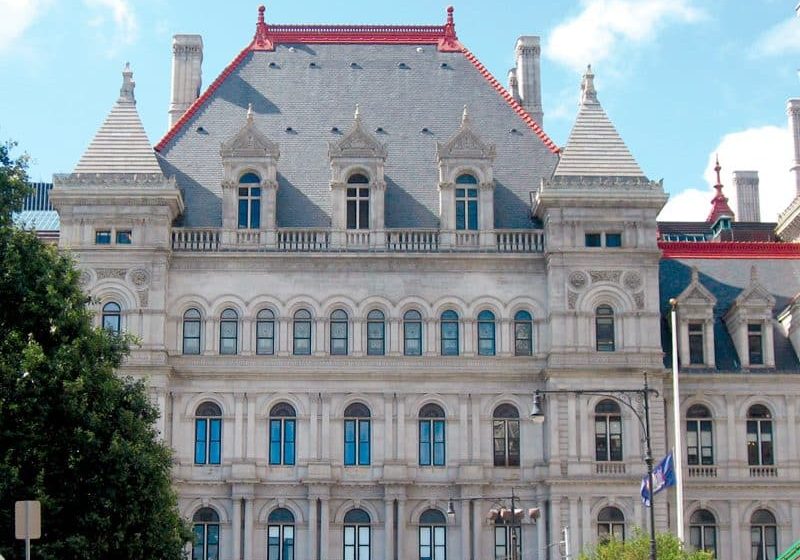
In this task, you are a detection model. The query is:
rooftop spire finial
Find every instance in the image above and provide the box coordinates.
[247,103,254,124]
[119,62,135,103]
[580,64,597,105]
[461,104,470,127]
[714,154,722,187]
[706,154,736,223]
[354,104,361,125]
[251,4,272,50]
[258,4,265,24]
[446,5,454,26]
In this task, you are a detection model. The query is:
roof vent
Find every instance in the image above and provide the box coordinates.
[416,47,424,53]
[331,126,340,133]
[421,127,430,134]
[196,126,207,134]
[288,46,295,52]
[309,62,318,68]
[285,126,295,133]
[350,62,361,69]
[509,128,519,134]
[440,62,449,68]
[397,62,409,69]
[269,62,278,68]
[375,127,385,133]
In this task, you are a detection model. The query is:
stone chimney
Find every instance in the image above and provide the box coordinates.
[733,171,760,222]
[169,34,203,127]
[789,99,800,196]
[514,36,543,126]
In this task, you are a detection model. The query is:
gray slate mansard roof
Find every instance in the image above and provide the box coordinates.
[157,44,559,228]
[660,258,800,373]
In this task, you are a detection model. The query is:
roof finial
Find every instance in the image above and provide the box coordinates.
[354,104,361,124]
[714,153,722,186]
[247,103,254,124]
[461,104,470,127]
[252,4,271,50]
[258,4,265,24]
[119,62,135,103]
[691,266,699,283]
[706,154,736,223]
[580,64,597,105]
[446,5,454,26]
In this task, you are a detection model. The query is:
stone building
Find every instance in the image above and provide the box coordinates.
[43,6,800,560]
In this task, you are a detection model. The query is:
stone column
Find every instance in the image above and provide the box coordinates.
[397,497,406,559]
[460,498,471,560]
[320,497,330,559]
[243,497,253,560]
[234,393,245,460]
[384,498,395,560]
[308,497,318,560]
[232,496,242,560]
[246,396,256,460]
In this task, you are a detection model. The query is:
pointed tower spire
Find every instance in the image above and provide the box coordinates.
[707,155,736,223]
[580,64,597,105]
[119,62,135,103]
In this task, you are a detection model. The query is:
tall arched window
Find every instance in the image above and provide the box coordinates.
[747,404,774,466]
[477,310,496,356]
[346,173,370,230]
[595,400,622,462]
[493,404,520,467]
[689,509,717,556]
[183,308,202,355]
[595,305,615,352]
[343,508,371,560]
[597,506,625,541]
[366,310,385,356]
[494,514,521,560]
[192,508,220,560]
[195,402,222,465]
[514,310,533,356]
[267,508,295,560]
[404,310,423,356]
[102,301,121,334]
[440,310,459,356]
[419,404,445,467]
[455,173,478,231]
[330,309,349,355]
[419,509,446,560]
[269,403,296,466]
[751,509,777,560]
[344,403,371,466]
[293,309,312,355]
[686,404,713,466]
[238,172,261,229]
[219,308,238,355]
[256,309,275,355]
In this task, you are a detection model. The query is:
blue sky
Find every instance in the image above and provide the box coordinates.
[1,0,799,221]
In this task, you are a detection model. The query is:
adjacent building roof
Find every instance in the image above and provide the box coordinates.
[73,64,162,175]
[553,65,645,178]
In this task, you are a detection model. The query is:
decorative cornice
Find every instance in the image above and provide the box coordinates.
[53,173,176,188]
[543,176,663,190]
[659,241,800,259]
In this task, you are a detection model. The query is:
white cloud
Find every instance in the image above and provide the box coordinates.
[546,0,703,73]
[659,125,794,223]
[0,0,47,53]
[754,16,800,57]
[84,0,138,56]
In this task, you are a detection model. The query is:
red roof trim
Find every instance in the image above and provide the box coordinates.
[659,241,800,259]
[461,48,559,154]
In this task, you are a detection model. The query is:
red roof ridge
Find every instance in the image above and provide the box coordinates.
[659,241,800,259]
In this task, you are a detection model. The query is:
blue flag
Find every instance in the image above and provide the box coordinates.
[641,451,676,507]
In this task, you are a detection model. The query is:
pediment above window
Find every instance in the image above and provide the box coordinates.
[732,266,776,310]
[220,104,280,160]
[436,105,496,162]
[675,268,717,315]
[328,105,387,160]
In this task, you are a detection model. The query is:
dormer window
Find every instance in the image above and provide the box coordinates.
[688,323,704,365]
[238,172,262,229]
[346,174,370,230]
[723,266,775,368]
[674,268,717,368]
[748,323,764,365]
[455,174,478,231]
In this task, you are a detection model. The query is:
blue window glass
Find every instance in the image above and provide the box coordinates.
[95,230,111,244]
[366,310,385,356]
[404,310,422,356]
[344,403,371,466]
[115,230,132,244]
[102,302,121,334]
[477,310,496,356]
[194,418,206,464]
[270,420,282,465]
[419,404,446,467]
[195,402,222,465]
[455,175,479,231]
[344,509,371,560]
[420,510,447,560]
[209,418,221,464]
[440,310,459,356]
[238,173,261,229]
[268,508,295,560]
[270,403,296,466]
[193,508,220,560]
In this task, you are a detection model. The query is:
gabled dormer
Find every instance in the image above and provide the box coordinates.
[220,104,280,244]
[724,266,776,368]
[675,268,717,368]
[437,106,496,248]
[328,106,387,248]
[778,294,800,362]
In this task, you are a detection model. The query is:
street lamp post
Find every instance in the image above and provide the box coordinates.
[530,372,659,560]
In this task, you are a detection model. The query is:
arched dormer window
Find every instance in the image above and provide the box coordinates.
[595,305,615,352]
[455,173,478,231]
[238,172,261,229]
[346,174,370,230]
[102,301,121,334]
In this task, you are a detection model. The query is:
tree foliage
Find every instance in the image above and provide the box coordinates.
[0,141,190,559]
[578,528,715,560]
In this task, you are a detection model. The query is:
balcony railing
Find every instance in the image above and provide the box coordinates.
[749,466,778,478]
[687,465,717,478]
[171,228,544,254]
[595,462,626,475]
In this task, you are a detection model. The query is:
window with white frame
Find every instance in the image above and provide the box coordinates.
[343,508,371,560]
[330,309,349,355]
[750,509,777,560]
[346,173,370,230]
[597,506,625,541]
[419,509,446,560]
[514,310,533,356]
[267,508,295,560]
[689,509,717,556]
[183,308,202,355]
[493,404,520,467]
[293,309,312,355]
[455,174,478,231]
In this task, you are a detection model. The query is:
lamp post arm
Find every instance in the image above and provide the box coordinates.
[536,388,659,434]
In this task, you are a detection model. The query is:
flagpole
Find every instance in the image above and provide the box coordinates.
[670,298,685,543]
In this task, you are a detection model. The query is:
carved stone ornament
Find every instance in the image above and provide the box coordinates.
[634,291,645,310]
[128,268,150,289]
[623,271,643,291]
[567,290,578,310]
[568,271,588,290]
[95,267,127,280]
[137,289,149,308]
[220,104,280,160]
[436,105,496,161]
[78,268,94,288]
[329,106,387,160]
[589,270,622,284]
[543,175,662,191]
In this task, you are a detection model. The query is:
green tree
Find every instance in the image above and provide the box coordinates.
[578,528,715,560]
[0,141,190,559]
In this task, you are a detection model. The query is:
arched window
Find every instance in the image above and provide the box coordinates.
[751,510,778,559]
[366,310,385,356]
[192,508,220,560]
[494,512,521,560]
[440,310,459,356]
[747,405,774,466]
[219,308,238,355]
[256,309,275,355]
[419,404,446,467]
[455,173,478,231]
[595,400,622,462]
[404,310,423,356]
[330,309,349,355]
[597,506,625,541]
[269,403,296,466]
[686,404,713,466]
[344,403,371,466]
[293,309,312,355]
[346,173,370,230]
[183,308,202,355]
[195,402,222,465]
[343,508,371,560]
[477,310,496,356]
[238,172,261,229]
[514,310,532,356]
[419,509,446,560]
[493,404,520,467]
[267,508,295,560]
[102,301,121,334]
[689,509,717,556]
[595,305,615,352]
